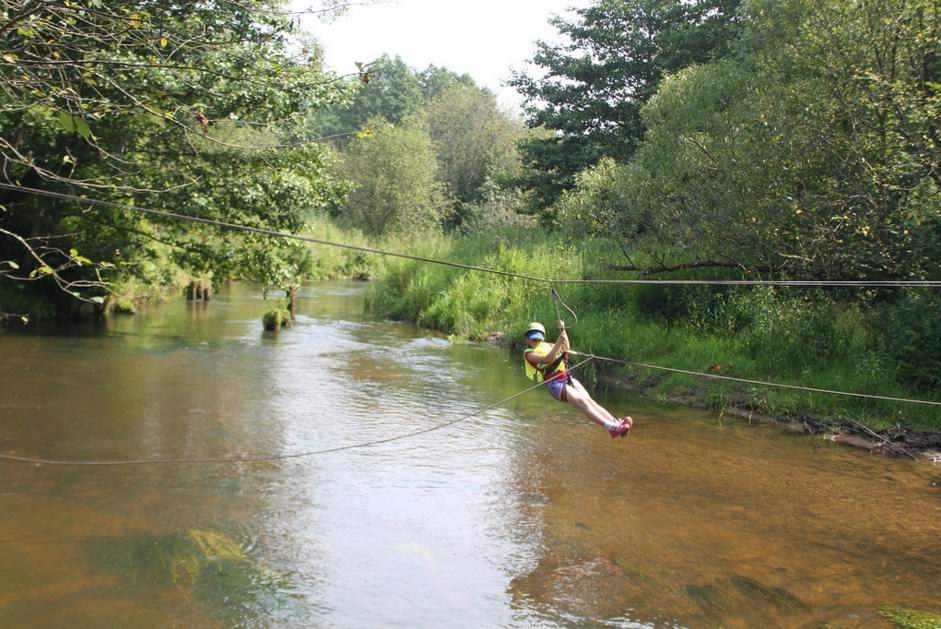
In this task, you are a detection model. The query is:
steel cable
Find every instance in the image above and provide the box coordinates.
[3,184,940,288]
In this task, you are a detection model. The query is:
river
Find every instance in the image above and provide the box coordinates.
[0,282,938,628]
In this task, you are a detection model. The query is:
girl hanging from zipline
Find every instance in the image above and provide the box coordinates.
[523,320,633,438]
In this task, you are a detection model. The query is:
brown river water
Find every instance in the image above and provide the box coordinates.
[0,282,938,628]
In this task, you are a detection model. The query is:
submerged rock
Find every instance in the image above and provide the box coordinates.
[612,558,657,586]
[729,575,809,613]
[880,606,941,629]
[89,528,252,586]
[89,529,303,626]
[686,584,730,619]
[87,528,292,624]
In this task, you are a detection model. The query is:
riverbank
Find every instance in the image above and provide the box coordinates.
[593,369,941,462]
[363,227,941,459]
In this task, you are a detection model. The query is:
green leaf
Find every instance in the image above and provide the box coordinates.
[68,248,91,265]
[89,296,105,304]
[74,117,91,139]
[58,111,75,133]
[2,260,18,270]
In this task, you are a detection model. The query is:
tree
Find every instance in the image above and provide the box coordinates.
[561,0,941,281]
[0,1,350,317]
[306,54,424,139]
[425,86,525,223]
[339,117,449,235]
[509,0,742,210]
[417,64,478,101]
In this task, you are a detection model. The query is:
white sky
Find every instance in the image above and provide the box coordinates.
[295,0,592,112]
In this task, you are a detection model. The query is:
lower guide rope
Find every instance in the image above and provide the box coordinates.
[0,358,594,466]
[569,351,941,407]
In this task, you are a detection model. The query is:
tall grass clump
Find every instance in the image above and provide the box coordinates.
[368,227,584,338]
[302,217,381,280]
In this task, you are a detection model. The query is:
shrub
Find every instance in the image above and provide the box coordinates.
[881,292,941,391]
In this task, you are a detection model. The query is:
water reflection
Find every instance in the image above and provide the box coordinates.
[0,283,938,628]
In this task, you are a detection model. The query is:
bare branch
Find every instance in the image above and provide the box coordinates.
[0,226,114,301]
[610,260,762,275]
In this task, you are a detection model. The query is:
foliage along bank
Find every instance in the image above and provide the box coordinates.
[366,228,941,437]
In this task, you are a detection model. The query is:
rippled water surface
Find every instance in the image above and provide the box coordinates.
[1,283,939,628]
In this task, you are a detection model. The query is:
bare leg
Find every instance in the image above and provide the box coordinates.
[562,386,617,428]
[569,380,633,430]
[569,380,618,423]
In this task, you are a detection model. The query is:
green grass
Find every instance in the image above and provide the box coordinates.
[302,217,380,280]
[301,217,450,282]
[262,306,293,331]
[362,227,941,433]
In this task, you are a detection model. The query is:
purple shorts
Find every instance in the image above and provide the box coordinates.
[547,375,579,402]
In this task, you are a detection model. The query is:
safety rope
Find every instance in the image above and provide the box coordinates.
[3,184,940,289]
[0,357,593,466]
[550,287,578,327]
[568,351,941,407]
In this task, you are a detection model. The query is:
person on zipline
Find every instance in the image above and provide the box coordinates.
[523,321,633,438]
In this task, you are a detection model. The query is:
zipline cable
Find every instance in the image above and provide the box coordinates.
[568,350,941,407]
[0,184,548,283]
[4,183,941,407]
[0,357,593,466]
[3,183,941,289]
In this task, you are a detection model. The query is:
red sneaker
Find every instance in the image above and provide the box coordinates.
[609,416,633,439]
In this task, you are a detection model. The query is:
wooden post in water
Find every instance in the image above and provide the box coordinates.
[286,286,297,321]
[185,279,212,301]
